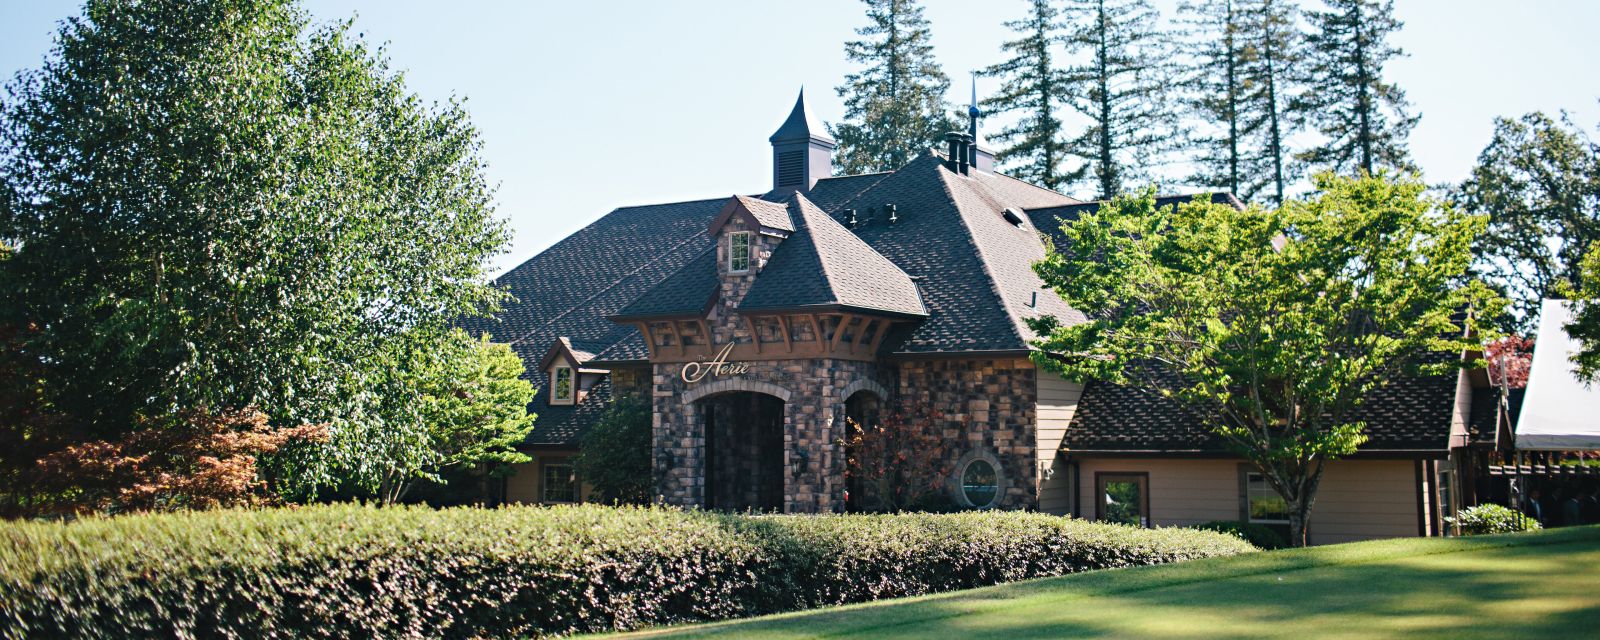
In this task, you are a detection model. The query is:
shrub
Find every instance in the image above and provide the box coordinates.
[0,504,1254,638]
[1192,520,1289,550]
[1446,504,1542,535]
[573,397,653,504]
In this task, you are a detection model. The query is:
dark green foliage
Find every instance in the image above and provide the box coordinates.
[0,0,505,437]
[831,0,955,174]
[1292,0,1417,176]
[1455,111,1600,333]
[1446,504,1542,536]
[980,0,1075,189]
[1060,0,1184,199]
[1179,0,1301,204]
[1192,520,1288,550]
[573,397,653,505]
[0,504,1255,638]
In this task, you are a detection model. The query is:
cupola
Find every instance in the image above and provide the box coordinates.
[769,89,835,192]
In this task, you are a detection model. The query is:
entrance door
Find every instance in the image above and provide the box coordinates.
[702,392,785,511]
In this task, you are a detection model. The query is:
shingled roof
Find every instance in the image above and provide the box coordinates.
[739,193,926,318]
[1066,372,1463,455]
[1025,192,1247,248]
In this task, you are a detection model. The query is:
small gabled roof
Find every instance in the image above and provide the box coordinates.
[709,194,795,235]
[537,336,596,371]
[739,193,926,318]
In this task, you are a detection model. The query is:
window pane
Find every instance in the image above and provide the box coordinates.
[1246,473,1289,523]
[1102,477,1145,526]
[730,233,750,272]
[543,464,574,502]
[554,367,573,400]
[961,460,998,506]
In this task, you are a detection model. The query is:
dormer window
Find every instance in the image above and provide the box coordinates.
[729,232,752,273]
[553,366,574,404]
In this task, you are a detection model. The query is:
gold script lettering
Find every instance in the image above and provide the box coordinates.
[680,343,751,384]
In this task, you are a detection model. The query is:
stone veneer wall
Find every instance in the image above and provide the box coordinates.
[609,366,650,401]
[895,357,1039,509]
[652,358,888,513]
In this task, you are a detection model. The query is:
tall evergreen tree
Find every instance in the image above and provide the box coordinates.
[1179,0,1301,203]
[1061,0,1185,199]
[981,0,1077,190]
[831,0,954,174]
[1293,0,1417,176]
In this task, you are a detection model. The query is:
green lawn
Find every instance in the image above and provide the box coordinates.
[617,525,1600,639]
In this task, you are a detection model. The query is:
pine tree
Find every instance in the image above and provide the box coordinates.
[1061,0,1185,199]
[1180,0,1301,203]
[831,0,955,174]
[980,0,1077,190]
[1294,0,1417,176]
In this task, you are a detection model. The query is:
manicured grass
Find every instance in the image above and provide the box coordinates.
[619,525,1600,639]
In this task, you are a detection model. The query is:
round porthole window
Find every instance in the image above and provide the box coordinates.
[960,459,999,507]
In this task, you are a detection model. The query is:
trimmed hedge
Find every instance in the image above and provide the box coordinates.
[1192,520,1290,550]
[1446,504,1542,535]
[0,504,1254,638]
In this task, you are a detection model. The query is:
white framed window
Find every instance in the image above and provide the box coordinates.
[1245,472,1290,525]
[728,231,752,273]
[543,462,575,503]
[553,366,573,404]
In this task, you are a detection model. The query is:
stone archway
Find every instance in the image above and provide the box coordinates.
[695,389,786,511]
[682,379,794,406]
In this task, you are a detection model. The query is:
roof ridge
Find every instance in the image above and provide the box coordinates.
[979,169,1084,205]
[939,169,1043,349]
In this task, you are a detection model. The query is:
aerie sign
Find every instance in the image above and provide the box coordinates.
[681,343,750,383]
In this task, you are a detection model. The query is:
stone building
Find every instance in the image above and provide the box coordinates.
[474,90,1488,543]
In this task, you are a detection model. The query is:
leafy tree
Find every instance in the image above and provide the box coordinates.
[1029,174,1493,545]
[573,396,653,505]
[1456,111,1600,331]
[831,0,955,174]
[0,0,506,486]
[1179,0,1301,203]
[1060,0,1185,199]
[980,0,1076,189]
[19,408,325,517]
[1293,0,1417,176]
[1572,241,1600,382]
[289,330,536,504]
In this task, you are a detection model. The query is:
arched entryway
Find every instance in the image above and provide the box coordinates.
[842,382,886,512]
[699,391,785,511]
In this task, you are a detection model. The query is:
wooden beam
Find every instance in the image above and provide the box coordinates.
[867,318,892,354]
[697,319,713,348]
[807,314,823,344]
[636,323,657,359]
[852,318,875,354]
[829,314,854,353]
[663,321,684,356]
[778,315,793,353]
[746,315,763,354]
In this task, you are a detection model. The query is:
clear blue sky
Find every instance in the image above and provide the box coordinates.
[3,1,1597,275]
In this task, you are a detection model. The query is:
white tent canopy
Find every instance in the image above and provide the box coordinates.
[1516,299,1600,450]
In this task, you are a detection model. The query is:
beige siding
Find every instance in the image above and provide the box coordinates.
[504,453,592,505]
[1075,457,1426,545]
[505,460,542,504]
[1035,372,1083,515]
